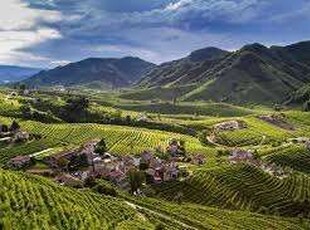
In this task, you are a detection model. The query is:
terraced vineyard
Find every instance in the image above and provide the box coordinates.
[263,144,310,174]
[152,164,310,217]
[116,102,253,117]
[2,169,308,229]
[0,169,154,229]
[0,117,215,166]
[2,90,310,229]
[126,197,310,230]
[0,94,20,117]
[215,117,294,147]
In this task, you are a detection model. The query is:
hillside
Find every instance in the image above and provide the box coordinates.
[1,90,310,229]
[1,169,307,229]
[23,57,155,89]
[0,65,41,83]
[132,41,310,104]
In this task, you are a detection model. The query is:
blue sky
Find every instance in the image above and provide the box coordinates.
[0,0,310,68]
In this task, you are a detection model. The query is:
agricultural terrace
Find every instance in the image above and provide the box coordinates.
[0,117,215,166]
[152,164,310,217]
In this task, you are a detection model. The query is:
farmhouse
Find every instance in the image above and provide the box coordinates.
[214,120,246,131]
[228,149,253,164]
[192,154,206,165]
[44,150,79,168]
[13,131,30,142]
[8,155,32,169]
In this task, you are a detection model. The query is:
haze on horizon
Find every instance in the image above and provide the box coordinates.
[0,0,309,68]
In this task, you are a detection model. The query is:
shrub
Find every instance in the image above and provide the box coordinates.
[93,183,117,197]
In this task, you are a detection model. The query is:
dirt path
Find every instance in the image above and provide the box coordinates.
[124,201,198,230]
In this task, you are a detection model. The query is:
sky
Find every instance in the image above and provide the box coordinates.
[0,0,310,68]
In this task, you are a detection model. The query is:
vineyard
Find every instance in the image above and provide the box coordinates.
[1,90,310,229]
[264,144,310,174]
[214,117,294,147]
[152,164,310,217]
[0,169,154,229]
[126,196,310,230]
[0,118,215,166]
[116,102,253,117]
[1,169,308,229]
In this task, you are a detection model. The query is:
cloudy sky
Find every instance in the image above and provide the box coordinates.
[0,0,310,68]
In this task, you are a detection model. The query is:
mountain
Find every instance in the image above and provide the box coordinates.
[23,57,155,89]
[134,41,310,104]
[0,65,41,84]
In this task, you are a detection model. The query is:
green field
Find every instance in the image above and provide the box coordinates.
[1,89,310,229]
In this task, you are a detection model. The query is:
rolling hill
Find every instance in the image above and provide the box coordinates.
[23,57,155,89]
[1,168,307,229]
[132,41,310,104]
[0,65,41,84]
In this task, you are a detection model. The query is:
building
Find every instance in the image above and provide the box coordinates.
[44,150,79,168]
[228,149,253,164]
[192,154,206,165]
[8,155,32,169]
[214,120,246,131]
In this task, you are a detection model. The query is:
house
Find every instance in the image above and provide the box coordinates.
[163,161,179,181]
[192,154,206,165]
[214,120,246,131]
[141,151,153,163]
[108,169,126,185]
[8,155,32,169]
[137,113,149,122]
[44,150,79,168]
[228,149,253,164]
[79,140,99,164]
[13,131,30,143]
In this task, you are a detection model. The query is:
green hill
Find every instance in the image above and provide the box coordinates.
[152,164,310,217]
[0,169,154,229]
[23,57,155,89]
[133,41,310,104]
[1,168,308,230]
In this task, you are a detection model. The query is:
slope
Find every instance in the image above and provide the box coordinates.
[0,65,41,83]
[135,41,310,104]
[23,57,155,89]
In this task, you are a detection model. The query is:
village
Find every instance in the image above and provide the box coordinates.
[7,135,206,194]
[5,117,310,194]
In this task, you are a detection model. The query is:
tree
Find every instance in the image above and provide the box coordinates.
[93,183,117,197]
[178,140,186,156]
[128,168,145,194]
[19,84,26,91]
[9,121,20,132]
[60,96,90,122]
[1,124,8,133]
[20,105,32,119]
[155,224,165,230]
[57,157,70,171]
[303,100,310,112]
[94,139,108,155]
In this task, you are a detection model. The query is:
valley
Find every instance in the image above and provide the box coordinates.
[0,84,310,229]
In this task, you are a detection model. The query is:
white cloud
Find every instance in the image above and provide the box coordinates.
[0,28,62,66]
[0,0,61,30]
[165,0,193,11]
[0,0,62,66]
